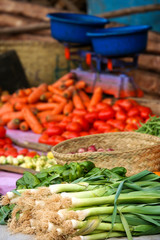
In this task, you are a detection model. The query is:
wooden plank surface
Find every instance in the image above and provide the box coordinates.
[0,164,37,174]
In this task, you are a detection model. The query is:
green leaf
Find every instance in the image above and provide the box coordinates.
[36,172,48,179]
[23,172,40,188]
[75,218,101,236]
[119,210,133,240]
[133,213,160,227]
[111,167,127,177]
[0,204,15,225]
[16,211,20,221]
[11,189,21,196]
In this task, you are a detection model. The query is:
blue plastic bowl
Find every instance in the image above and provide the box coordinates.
[87,25,151,57]
[47,13,109,45]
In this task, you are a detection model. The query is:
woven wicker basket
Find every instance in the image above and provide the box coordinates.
[52,132,160,176]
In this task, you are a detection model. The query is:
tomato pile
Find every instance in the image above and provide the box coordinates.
[39,99,153,146]
[0,126,38,157]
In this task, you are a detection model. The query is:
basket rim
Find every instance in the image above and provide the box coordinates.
[52,132,160,157]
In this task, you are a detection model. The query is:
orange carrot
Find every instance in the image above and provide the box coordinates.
[37,110,52,119]
[39,113,64,123]
[48,85,63,95]
[0,103,13,116]
[72,90,85,110]
[85,85,93,93]
[79,90,90,108]
[19,121,29,131]
[102,98,112,105]
[7,118,20,129]
[24,88,33,96]
[0,117,5,126]
[1,94,11,103]
[52,101,66,115]
[63,100,74,116]
[52,94,67,103]
[28,83,48,104]
[14,102,27,111]
[75,80,86,89]
[60,79,74,89]
[22,107,43,134]
[2,111,24,123]
[62,86,75,99]
[35,103,57,111]
[48,97,54,103]
[51,72,76,88]
[9,96,28,105]
[88,87,103,110]
[16,89,26,97]
[40,92,53,102]
[30,107,39,116]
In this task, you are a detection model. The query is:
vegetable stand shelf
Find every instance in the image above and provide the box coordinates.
[0,226,160,240]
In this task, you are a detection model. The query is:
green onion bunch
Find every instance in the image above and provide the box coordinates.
[1,168,160,240]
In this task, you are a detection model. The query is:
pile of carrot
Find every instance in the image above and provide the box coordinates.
[0,72,107,134]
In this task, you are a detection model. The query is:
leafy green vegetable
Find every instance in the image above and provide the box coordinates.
[16,161,96,189]
[0,204,15,225]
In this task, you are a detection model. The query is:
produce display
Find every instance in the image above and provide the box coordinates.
[69,144,114,153]
[136,116,160,137]
[0,72,154,147]
[0,125,39,158]
[0,152,56,171]
[1,161,160,240]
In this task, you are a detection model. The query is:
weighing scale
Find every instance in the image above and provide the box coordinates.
[47,12,150,98]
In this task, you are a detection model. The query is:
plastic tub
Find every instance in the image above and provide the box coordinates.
[87,25,151,57]
[47,12,109,45]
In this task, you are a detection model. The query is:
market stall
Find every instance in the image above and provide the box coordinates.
[0,1,160,240]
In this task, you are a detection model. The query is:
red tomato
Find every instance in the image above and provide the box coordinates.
[5,148,18,157]
[107,119,125,131]
[125,124,138,131]
[0,148,5,156]
[126,116,143,127]
[128,99,139,106]
[73,109,87,116]
[54,136,66,145]
[62,116,73,122]
[98,107,115,120]
[96,102,110,111]
[46,126,63,136]
[47,136,57,146]
[89,129,101,135]
[98,123,113,133]
[127,107,140,117]
[93,120,106,130]
[27,151,39,157]
[138,106,152,119]
[66,122,82,132]
[58,121,67,130]
[85,112,99,123]
[45,121,57,128]
[116,99,133,111]
[115,110,127,121]
[3,144,13,151]
[110,128,120,132]
[112,104,123,112]
[18,148,29,156]
[0,138,6,147]
[4,137,12,144]
[80,131,89,136]
[62,131,79,139]
[72,116,89,131]
[0,126,6,138]
[38,133,49,144]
